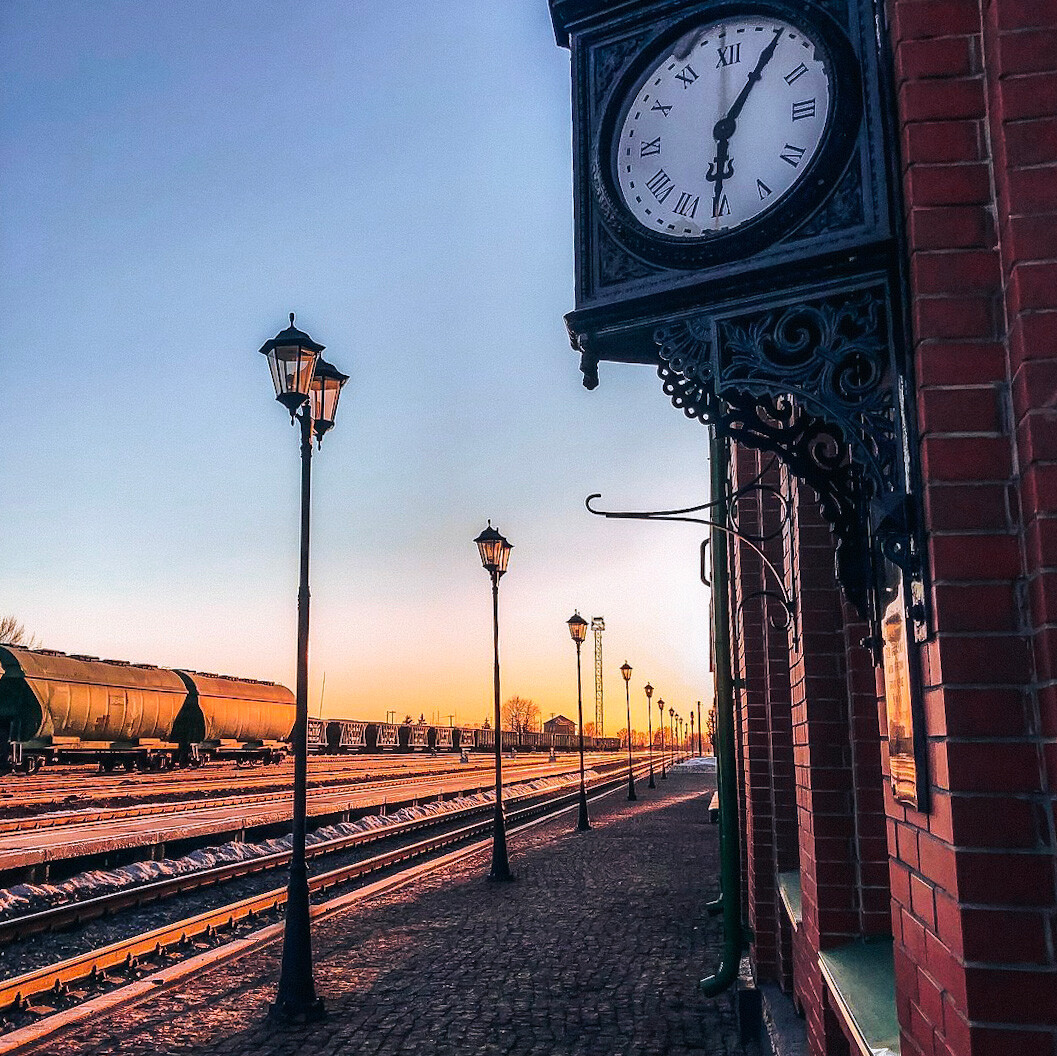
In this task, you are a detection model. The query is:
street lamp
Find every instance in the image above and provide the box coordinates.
[697,700,703,756]
[567,611,591,831]
[669,707,675,770]
[690,711,695,758]
[644,683,656,789]
[475,521,514,882]
[620,661,636,801]
[261,313,347,1023]
[658,698,666,779]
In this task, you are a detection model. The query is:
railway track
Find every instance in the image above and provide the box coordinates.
[0,755,615,835]
[0,753,569,817]
[0,762,656,1047]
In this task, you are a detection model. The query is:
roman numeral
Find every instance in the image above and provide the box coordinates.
[674,65,699,88]
[792,98,816,121]
[646,168,674,203]
[784,62,809,85]
[716,43,741,67]
[673,192,700,219]
[712,194,731,218]
[757,179,773,199]
[640,136,661,157]
[651,101,673,118]
[780,143,806,167]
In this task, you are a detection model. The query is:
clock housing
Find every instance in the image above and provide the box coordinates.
[553,0,892,358]
[594,3,862,269]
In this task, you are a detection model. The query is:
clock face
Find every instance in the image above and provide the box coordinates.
[614,16,833,240]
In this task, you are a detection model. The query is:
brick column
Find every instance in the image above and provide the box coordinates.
[785,473,864,1055]
[888,1,1057,1052]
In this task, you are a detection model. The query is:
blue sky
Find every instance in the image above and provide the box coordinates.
[2,0,714,732]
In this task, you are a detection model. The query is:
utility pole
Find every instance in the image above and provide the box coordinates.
[591,616,605,737]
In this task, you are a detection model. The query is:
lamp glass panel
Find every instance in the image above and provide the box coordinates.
[310,374,343,426]
[269,343,318,399]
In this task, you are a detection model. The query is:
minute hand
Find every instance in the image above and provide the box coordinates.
[714,26,785,136]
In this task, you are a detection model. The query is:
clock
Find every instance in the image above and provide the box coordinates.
[592,1,862,269]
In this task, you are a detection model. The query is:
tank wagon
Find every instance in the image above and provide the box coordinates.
[172,670,292,766]
[0,646,294,772]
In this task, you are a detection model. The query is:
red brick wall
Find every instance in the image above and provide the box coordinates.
[888,0,1057,1052]
[730,447,803,987]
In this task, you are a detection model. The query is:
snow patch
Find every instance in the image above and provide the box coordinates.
[0,769,593,920]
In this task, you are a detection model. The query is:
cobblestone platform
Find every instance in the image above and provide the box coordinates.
[36,769,761,1056]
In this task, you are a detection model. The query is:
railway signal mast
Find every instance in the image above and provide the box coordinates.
[591,616,605,737]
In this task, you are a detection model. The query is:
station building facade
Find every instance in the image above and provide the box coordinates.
[548,0,1057,1053]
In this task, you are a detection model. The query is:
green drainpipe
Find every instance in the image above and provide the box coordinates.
[700,429,744,997]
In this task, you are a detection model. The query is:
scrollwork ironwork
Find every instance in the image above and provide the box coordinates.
[653,285,900,614]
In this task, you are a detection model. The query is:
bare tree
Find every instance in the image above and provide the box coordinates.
[0,616,37,648]
[706,704,718,754]
[501,696,540,733]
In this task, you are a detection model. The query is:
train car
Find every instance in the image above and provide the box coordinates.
[454,727,475,752]
[365,722,399,751]
[429,726,455,751]
[598,736,621,752]
[475,727,517,751]
[327,719,367,752]
[0,646,187,772]
[519,730,545,751]
[307,717,328,753]
[172,670,293,766]
[398,723,430,752]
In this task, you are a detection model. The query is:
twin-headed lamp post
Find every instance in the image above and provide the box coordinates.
[644,683,656,789]
[566,612,591,831]
[620,661,636,801]
[475,522,514,882]
[260,314,348,1024]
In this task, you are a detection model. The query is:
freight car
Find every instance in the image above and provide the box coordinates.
[326,719,367,753]
[0,646,293,773]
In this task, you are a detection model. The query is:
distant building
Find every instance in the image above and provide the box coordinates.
[543,715,575,735]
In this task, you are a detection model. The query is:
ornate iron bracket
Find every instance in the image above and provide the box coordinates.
[650,278,922,630]
[585,491,800,652]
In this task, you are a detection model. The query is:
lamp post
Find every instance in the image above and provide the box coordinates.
[690,711,695,758]
[567,612,591,831]
[669,707,675,769]
[697,700,703,756]
[261,314,348,1023]
[658,698,666,779]
[475,522,514,882]
[644,683,656,789]
[620,662,636,801]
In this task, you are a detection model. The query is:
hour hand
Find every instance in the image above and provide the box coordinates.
[706,135,734,210]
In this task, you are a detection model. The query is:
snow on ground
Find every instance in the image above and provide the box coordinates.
[0,769,599,919]
[669,756,717,773]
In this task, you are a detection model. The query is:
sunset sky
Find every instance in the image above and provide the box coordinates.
[1,1,715,733]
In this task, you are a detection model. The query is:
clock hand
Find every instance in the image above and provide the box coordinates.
[705,135,734,215]
[705,26,785,215]
[716,25,785,134]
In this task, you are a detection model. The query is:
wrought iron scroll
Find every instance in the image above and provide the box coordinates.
[652,284,903,617]
[584,489,800,651]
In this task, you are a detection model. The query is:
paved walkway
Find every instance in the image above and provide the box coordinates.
[37,769,760,1056]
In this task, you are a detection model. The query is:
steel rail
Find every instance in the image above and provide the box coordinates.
[0,763,652,1020]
